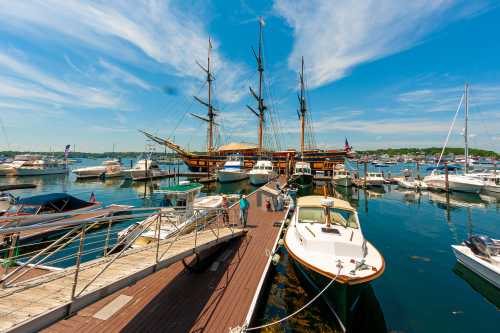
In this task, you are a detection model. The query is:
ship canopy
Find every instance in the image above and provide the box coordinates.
[217,142,257,152]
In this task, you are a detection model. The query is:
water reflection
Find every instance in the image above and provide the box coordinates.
[453,263,500,309]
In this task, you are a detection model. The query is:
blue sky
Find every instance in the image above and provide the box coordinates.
[0,0,498,153]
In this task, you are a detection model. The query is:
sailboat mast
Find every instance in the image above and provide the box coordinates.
[299,57,306,156]
[207,38,214,157]
[257,19,264,155]
[464,83,469,173]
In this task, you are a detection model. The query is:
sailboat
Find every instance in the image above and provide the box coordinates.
[424,84,485,194]
[140,21,349,175]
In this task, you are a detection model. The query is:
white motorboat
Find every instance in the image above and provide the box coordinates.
[452,235,500,289]
[0,154,42,176]
[467,171,500,194]
[423,171,484,194]
[248,160,277,185]
[332,165,352,187]
[290,161,313,187]
[216,155,248,183]
[103,160,125,178]
[73,159,121,179]
[397,176,428,190]
[284,195,384,328]
[118,181,223,248]
[127,159,169,181]
[364,172,385,187]
[12,158,68,176]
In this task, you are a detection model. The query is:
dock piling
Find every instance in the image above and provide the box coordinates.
[444,162,449,192]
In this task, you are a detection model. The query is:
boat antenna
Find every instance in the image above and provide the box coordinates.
[192,37,217,158]
[464,83,469,173]
[298,56,307,157]
[247,17,266,156]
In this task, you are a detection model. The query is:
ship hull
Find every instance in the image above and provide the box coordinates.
[181,150,348,173]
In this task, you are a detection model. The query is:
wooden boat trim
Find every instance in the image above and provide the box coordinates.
[284,238,385,285]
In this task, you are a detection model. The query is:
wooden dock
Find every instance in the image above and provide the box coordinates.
[0,227,243,332]
[42,178,288,333]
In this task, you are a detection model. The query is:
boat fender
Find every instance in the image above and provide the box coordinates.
[272,253,280,266]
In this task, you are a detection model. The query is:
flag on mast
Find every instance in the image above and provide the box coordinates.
[344,138,351,152]
[64,144,71,159]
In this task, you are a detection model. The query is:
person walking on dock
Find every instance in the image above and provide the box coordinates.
[239,194,249,228]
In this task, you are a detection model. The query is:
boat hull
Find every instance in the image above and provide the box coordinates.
[14,167,68,176]
[333,176,352,187]
[452,245,500,289]
[448,180,483,194]
[248,171,276,185]
[290,173,313,186]
[483,184,500,194]
[217,170,248,183]
[290,255,367,330]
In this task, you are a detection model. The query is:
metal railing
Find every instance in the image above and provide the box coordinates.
[0,204,239,302]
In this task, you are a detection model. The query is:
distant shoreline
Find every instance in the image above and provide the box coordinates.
[0,147,498,158]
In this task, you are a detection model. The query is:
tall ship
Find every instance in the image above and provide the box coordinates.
[141,20,350,173]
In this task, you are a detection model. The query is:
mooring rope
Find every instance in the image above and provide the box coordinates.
[240,264,345,333]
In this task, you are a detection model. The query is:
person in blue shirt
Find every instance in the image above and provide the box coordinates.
[239,194,249,227]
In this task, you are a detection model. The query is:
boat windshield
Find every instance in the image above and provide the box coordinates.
[298,207,358,228]
[6,205,40,215]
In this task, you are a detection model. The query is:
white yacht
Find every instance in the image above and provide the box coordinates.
[127,159,169,181]
[216,155,248,183]
[118,181,223,248]
[332,165,352,187]
[284,195,384,328]
[0,154,42,176]
[73,159,122,179]
[290,161,313,187]
[452,235,500,289]
[424,171,484,194]
[248,160,277,185]
[12,158,68,176]
[364,172,385,186]
[467,171,499,194]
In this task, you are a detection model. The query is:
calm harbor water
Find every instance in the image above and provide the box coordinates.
[1,159,499,332]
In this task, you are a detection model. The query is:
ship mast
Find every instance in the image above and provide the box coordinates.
[464,83,469,173]
[247,17,266,155]
[192,37,217,157]
[299,56,306,156]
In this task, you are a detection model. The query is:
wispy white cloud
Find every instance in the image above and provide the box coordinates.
[99,59,153,91]
[274,0,491,88]
[0,0,248,103]
[0,51,121,109]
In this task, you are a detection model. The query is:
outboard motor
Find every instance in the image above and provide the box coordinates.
[466,235,499,257]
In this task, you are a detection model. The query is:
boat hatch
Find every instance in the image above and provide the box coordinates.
[321,227,340,234]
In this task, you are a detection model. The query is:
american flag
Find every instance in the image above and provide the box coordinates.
[344,138,351,152]
[64,144,71,159]
[89,192,96,203]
